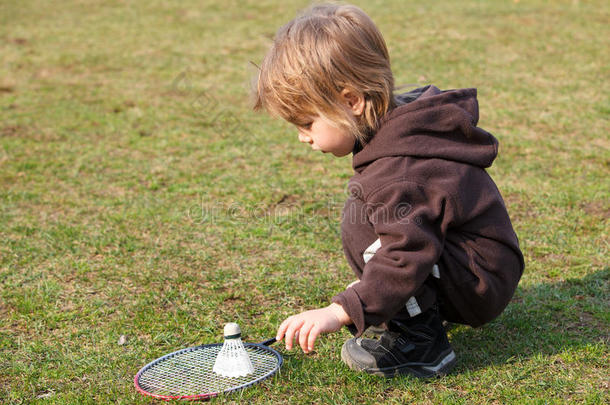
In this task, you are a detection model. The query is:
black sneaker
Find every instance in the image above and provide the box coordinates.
[341,307,456,378]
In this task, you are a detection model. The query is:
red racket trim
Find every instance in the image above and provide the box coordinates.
[134,373,218,401]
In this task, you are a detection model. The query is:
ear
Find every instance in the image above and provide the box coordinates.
[340,89,365,117]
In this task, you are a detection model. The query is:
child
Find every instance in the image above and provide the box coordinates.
[253,4,524,378]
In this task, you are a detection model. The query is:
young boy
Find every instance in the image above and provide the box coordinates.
[253,4,524,378]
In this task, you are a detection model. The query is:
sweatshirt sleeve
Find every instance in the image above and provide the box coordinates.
[332,180,452,337]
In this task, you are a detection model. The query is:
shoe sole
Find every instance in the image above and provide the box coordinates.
[341,345,456,379]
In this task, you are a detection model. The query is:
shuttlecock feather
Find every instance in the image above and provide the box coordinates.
[212,323,254,377]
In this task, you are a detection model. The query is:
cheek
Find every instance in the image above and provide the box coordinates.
[340,138,356,155]
[336,131,355,149]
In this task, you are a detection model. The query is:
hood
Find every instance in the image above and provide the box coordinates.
[353,85,498,173]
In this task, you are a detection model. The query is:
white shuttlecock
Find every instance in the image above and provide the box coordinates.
[212,322,254,377]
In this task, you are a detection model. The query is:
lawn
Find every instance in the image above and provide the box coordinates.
[0,0,608,403]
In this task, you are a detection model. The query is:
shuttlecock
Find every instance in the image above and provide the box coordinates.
[212,322,254,377]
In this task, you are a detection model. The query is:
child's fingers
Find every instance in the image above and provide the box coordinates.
[283,318,304,350]
[307,326,320,352]
[276,315,299,342]
[298,322,315,353]
[276,317,291,342]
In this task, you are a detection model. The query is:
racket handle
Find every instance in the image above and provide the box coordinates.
[260,337,277,346]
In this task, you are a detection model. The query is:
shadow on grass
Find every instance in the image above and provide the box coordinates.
[449,268,609,372]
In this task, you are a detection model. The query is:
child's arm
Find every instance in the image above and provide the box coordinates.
[276,303,351,353]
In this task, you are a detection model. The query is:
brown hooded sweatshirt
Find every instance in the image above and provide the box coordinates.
[332,85,524,337]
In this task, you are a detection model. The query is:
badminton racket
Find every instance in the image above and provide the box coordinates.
[134,337,282,401]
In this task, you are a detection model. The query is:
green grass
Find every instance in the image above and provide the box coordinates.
[1,0,608,403]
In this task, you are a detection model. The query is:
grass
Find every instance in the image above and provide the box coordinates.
[0,0,608,403]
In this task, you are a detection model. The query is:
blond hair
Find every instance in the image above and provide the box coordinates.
[253,3,395,143]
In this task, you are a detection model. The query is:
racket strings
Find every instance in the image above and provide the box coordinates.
[137,345,280,397]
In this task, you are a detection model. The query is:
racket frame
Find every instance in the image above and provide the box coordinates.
[134,339,281,401]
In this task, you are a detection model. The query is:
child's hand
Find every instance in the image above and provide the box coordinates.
[276,303,351,353]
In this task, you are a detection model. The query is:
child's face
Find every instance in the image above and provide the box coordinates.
[296,117,355,157]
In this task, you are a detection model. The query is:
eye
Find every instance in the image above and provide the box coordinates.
[300,122,312,130]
